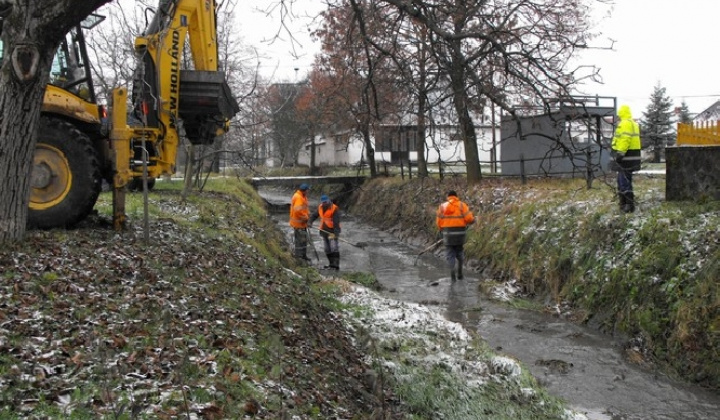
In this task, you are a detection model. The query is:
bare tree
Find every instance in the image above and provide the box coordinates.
[0,0,111,243]
[85,1,149,103]
[264,82,310,167]
[319,0,605,183]
[195,0,262,176]
[315,0,409,178]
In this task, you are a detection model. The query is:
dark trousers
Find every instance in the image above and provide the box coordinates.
[321,235,339,254]
[293,228,308,258]
[617,170,633,195]
[445,245,464,271]
[617,170,635,212]
[321,235,340,268]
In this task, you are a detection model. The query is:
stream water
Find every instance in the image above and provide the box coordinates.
[261,189,720,420]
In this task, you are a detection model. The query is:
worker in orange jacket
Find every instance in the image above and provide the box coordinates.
[309,195,342,270]
[436,190,475,281]
[289,183,311,261]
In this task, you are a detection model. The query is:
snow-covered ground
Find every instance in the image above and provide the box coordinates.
[337,282,588,420]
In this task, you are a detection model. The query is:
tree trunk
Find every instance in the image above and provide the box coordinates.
[0,0,111,243]
[448,45,481,183]
[416,46,429,178]
[182,144,195,202]
[309,128,317,175]
[0,77,46,242]
[416,99,428,178]
[210,139,222,173]
[361,123,377,178]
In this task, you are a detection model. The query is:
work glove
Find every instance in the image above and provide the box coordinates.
[614,153,624,163]
[436,230,443,241]
[328,233,336,240]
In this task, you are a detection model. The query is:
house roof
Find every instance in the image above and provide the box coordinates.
[693,100,720,122]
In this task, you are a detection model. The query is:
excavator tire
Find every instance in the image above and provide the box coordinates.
[28,116,102,229]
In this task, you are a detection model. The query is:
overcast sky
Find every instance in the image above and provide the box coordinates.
[110,0,719,118]
[234,0,325,83]
[579,0,720,118]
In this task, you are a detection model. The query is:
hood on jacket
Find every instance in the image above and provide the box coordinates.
[618,105,633,120]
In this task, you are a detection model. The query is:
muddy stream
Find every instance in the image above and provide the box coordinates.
[261,188,719,420]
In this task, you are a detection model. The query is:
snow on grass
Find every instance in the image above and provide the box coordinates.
[338,283,587,419]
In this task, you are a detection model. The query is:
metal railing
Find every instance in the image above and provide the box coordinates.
[373,148,609,189]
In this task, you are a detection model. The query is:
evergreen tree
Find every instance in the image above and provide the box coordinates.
[677,100,693,124]
[640,83,675,163]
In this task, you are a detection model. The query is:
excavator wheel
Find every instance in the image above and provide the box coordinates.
[28,117,102,229]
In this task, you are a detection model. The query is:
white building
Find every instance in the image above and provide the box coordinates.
[297,124,500,168]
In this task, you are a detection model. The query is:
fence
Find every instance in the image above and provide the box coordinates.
[372,148,607,189]
[677,121,720,146]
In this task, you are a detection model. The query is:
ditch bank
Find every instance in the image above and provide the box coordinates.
[343,175,720,391]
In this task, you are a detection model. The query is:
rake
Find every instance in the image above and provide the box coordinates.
[413,239,443,265]
[306,229,320,262]
[310,226,367,249]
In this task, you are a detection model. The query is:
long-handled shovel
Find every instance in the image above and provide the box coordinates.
[311,226,366,249]
[413,239,443,265]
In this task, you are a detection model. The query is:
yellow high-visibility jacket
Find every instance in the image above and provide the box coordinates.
[611,105,642,172]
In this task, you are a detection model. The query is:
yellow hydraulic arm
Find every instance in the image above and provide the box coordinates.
[110,0,238,229]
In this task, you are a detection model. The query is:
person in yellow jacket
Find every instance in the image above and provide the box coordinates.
[611,105,642,213]
[309,195,342,270]
[289,183,311,261]
[436,190,475,281]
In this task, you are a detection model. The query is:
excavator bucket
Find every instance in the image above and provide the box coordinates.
[179,70,240,145]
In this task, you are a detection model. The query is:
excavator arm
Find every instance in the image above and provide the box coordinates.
[110,0,239,229]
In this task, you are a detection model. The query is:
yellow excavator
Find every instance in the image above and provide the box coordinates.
[26,0,238,229]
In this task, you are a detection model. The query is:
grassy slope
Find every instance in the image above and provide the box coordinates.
[346,175,720,390]
[0,180,387,419]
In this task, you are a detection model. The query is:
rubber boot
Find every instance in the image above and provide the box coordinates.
[330,252,340,270]
[627,192,635,213]
[323,253,333,269]
[457,258,464,280]
[618,193,626,211]
[450,269,456,282]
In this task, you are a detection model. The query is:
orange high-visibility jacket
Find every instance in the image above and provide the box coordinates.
[289,190,309,228]
[436,196,475,229]
[318,203,339,231]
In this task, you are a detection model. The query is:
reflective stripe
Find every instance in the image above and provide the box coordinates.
[617,131,640,137]
[437,203,470,219]
[290,191,309,228]
[437,199,474,230]
[319,204,337,229]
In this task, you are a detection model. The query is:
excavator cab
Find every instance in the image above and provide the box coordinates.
[49,14,104,102]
